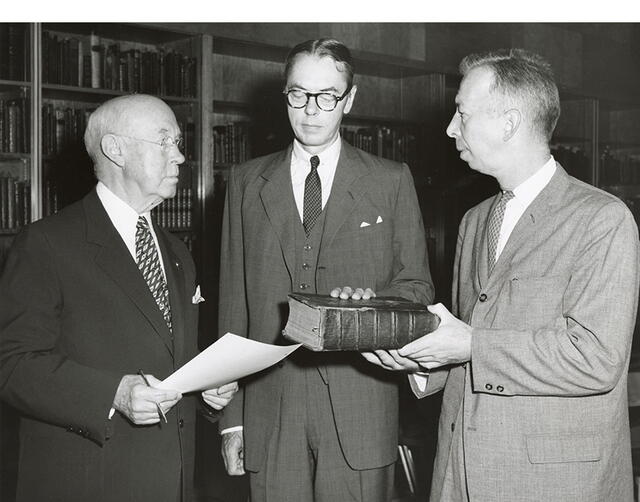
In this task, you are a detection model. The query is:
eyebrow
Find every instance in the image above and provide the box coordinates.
[288,84,341,93]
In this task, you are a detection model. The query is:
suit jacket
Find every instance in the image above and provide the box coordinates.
[0,189,203,502]
[218,140,434,471]
[418,165,640,502]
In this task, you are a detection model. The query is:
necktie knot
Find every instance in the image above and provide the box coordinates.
[310,155,320,171]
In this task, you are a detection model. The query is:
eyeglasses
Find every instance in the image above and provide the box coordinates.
[118,134,184,152]
[283,88,351,112]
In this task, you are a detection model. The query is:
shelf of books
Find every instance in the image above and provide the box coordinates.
[0,24,31,244]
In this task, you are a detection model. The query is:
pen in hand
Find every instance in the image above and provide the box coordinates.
[138,369,168,424]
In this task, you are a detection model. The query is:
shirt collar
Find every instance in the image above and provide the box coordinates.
[292,135,342,169]
[96,181,152,237]
[510,156,557,207]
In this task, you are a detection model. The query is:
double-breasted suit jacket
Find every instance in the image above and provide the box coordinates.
[218,140,434,471]
[419,165,640,502]
[0,189,204,502]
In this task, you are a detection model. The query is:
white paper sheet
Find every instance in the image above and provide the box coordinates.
[157,333,300,393]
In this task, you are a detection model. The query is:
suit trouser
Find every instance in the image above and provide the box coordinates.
[249,362,394,502]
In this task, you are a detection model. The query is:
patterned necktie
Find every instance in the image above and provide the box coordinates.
[487,190,514,274]
[135,216,172,331]
[303,155,322,236]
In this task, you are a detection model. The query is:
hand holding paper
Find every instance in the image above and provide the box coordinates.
[158,333,300,393]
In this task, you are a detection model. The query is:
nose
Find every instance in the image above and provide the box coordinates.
[172,146,186,165]
[304,95,320,116]
[446,113,459,138]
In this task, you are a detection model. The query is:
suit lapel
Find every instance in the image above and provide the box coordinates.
[489,163,569,281]
[156,225,186,363]
[84,190,175,356]
[259,147,298,276]
[322,141,370,246]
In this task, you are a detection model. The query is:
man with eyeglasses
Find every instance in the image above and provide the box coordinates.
[0,94,238,502]
[218,39,433,502]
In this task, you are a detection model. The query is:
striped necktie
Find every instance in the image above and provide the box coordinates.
[135,216,172,331]
[487,190,514,274]
[303,155,322,236]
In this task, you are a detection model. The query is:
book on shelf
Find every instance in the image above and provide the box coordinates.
[212,122,251,164]
[282,293,439,351]
[0,89,29,154]
[0,24,29,81]
[151,188,193,231]
[43,30,197,97]
[340,125,417,164]
[0,159,31,231]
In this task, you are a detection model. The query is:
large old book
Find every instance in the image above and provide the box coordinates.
[283,293,439,351]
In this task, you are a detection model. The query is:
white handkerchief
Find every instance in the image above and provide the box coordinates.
[360,221,371,228]
[192,285,205,304]
[376,216,383,224]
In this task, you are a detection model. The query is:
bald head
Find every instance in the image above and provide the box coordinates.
[84,94,176,172]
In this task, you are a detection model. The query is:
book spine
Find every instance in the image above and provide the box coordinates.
[90,33,102,89]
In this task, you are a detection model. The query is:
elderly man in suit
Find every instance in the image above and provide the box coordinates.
[218,38,433,502]
[0,94,237,502]
[364,48,640,502]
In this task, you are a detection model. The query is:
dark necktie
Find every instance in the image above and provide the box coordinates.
[135,216,172,331]
[303,155,322,236]
[487,190,514,274]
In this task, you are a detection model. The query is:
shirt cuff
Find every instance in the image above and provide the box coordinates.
[221,425,243,435]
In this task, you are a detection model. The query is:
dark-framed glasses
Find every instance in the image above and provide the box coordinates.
[283,87,351,112]
[118,134,184,152]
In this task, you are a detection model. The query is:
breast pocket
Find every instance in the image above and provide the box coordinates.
[526,432,601,464]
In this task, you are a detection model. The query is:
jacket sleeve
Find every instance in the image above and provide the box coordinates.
[217,166,247,430]
[376,164,435,305]
[471,200,640,396]
[0,226,122,445]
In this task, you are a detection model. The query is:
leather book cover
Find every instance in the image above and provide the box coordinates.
[282,293,439,351]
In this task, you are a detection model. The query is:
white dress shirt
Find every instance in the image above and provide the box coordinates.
[290,135,341,220]
[412,156,557,392]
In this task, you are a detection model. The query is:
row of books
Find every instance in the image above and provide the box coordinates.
[340,126,417,163]
[0,24,29,81]
[212,122,251,164]
[0,176,31,231]
[0,94,29,154]
[599,149,640,185]
[42,31,197,98]
[151,188,194,230]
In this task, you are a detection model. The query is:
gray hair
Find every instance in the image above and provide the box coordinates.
[460,48,560,142]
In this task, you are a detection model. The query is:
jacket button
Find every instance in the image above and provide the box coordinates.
[299,283,309,290]
[302,263,310,270]
[179,419,184,428]
[497,385,504,392]
[303,245,312,251]
[485,383,493,390]
[479,293,487,302]
[451,422,455,432]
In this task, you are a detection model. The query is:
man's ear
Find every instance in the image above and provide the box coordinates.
[101,134,125,167]
[343,85,357,115]
[503,108,521,141]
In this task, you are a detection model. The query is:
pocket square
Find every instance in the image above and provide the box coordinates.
[192,285,205,304]
[376,216,383,224]
[360,221,371,228]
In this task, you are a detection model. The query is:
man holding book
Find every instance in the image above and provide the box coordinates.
[364,49,640,502]
[218,38,433,501]
[0,94,237,502]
